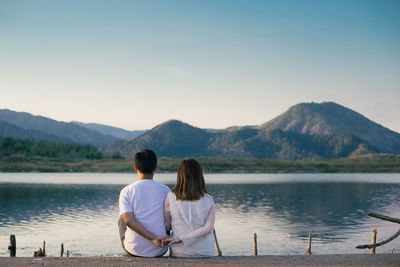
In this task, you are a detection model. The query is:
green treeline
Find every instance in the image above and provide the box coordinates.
[0,137,103,160]
[1,136,400,173]
[157,156,400,173]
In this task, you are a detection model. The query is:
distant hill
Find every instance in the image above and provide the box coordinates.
[260,102,400,154]
[0,121,72,143]
[103,108,381,159]
[0,109,118,147]
[208,128,378,159]
[102,120,213,158]
[72,121,147,140]
[3,102,400,159]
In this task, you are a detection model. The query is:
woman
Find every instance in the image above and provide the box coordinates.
[163,159,217,257]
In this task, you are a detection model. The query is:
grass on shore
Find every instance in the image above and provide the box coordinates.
[1,155,400,173]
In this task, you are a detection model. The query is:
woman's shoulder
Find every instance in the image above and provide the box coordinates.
[167,191,175,198]
[203,193,215,204]
[204,193,213,199]
[167,191,179,202]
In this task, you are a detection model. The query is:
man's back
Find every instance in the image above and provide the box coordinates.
[119,179,170,257]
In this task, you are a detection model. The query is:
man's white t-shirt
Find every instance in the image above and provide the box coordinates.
[119,179,170,257]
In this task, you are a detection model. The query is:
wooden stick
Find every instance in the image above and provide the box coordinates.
[66,250,70,257]
[34,247,44,257]
[371,227,377,254]
[60,243,64,257]
[213,229,222,256]
[43,241,46,257]
[356,228,400,249]
[254,233,257,256]
[306,231,312,255]
[367,212,400,224]
[8,235,16,257]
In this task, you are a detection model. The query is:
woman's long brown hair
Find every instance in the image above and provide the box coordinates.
[172,158,207,201]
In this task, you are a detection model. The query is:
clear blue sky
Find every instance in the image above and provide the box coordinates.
[1,0,399,131]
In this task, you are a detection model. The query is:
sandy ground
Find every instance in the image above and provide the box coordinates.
[0,254,399,267]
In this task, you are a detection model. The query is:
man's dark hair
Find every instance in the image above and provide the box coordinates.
[134,149,157,174]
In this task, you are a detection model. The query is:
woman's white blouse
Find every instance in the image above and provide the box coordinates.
[164,191,217,257]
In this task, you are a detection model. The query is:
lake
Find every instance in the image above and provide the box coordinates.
[1,173,400,257]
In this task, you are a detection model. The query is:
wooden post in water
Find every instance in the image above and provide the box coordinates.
[66,250,70,257]
[8,235,16,257]
[371,227,377,254]
[213,229,222,256]
[33,248,44,257]
[253,233,258,256]
[60,243,64,257]
[33,244,45,257]
[306,231,312,255]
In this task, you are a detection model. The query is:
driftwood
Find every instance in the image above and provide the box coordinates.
[367,212,400,224]
[356,228,400,249]
[356,211,400,250]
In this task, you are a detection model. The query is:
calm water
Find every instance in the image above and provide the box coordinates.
[1,173,400,257]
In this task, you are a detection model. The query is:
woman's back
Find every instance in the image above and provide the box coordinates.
[166,191,217,257]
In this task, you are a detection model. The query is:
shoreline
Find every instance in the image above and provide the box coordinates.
[2,171,400,174]
[1,254,399,266]
[1,156,400,173]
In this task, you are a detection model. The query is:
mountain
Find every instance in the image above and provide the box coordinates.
[3,102,399,159]
[102,120,213,158]
[72,121,147,140]
[0,121,72,143]
[210,129,378,159]
[260,102,400,154]
[0,109,119,147]
[102,111,380,159]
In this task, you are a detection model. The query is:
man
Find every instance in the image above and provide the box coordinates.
[118,149,170,257]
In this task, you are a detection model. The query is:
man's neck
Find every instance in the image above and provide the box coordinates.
[137,172,154,180]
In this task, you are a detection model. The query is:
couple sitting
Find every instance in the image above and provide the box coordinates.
[118,149,217,257]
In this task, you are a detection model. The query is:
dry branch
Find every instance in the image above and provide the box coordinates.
[356,228,400,249]
[367,212,400,224]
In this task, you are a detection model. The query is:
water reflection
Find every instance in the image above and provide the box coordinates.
[207,182,400,255]
[0,183,122,227]
[209,183,400,229]
[1,175,400,256]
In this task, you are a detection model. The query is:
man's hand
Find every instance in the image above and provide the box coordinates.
[152,236,167,248]
[162,237,182,246]
[122,213,168,248]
